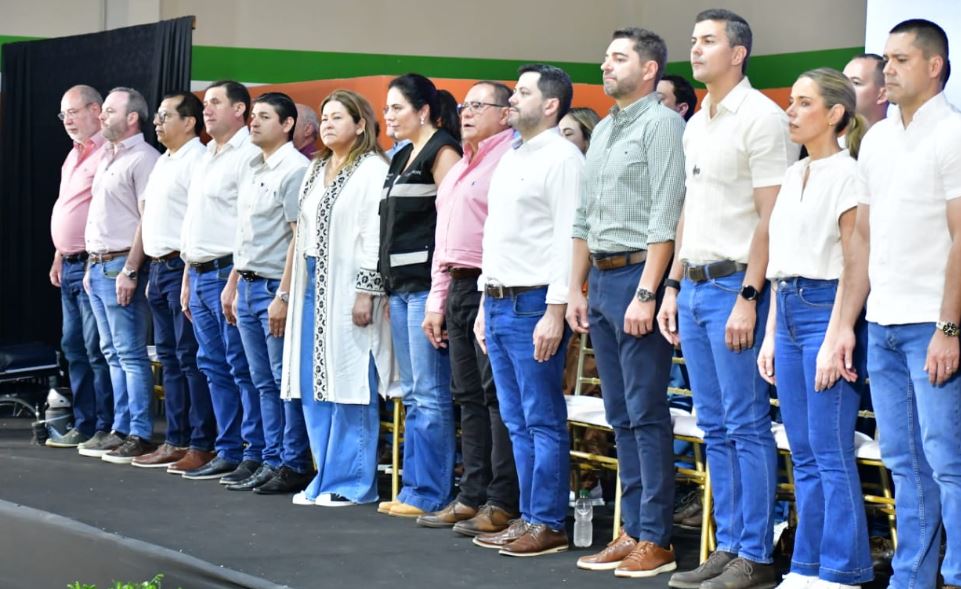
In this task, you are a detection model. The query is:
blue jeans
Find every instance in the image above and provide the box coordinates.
[677,271,777,563]
[87,255,153,439]
[300,256,378,503]
[868,321,961,588]
[485,287,570,530]
[389,290,455,512]
[588,263,674,546]
[147,258,215,450]
[188,264,264,463]
[236,277,310,473]
[774,278,872,584]
[59,257,113,435]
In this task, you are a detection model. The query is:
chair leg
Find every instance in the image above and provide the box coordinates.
[878,464,897,548]
[700,466,713,563]
[392,397,401,501]
[574,333,588,396]
[612,465,622,541]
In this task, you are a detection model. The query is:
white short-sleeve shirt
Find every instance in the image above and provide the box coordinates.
[679,77,798,265]
[141,137,205,258]
[767,150,861,280]
[858,93,961,325]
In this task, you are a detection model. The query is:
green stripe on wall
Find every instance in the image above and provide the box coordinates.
[1,34,863,90]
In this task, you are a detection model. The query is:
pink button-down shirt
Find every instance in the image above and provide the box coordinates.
[426,128,514,314]
[85,133,159,254]
[50,133,106,254]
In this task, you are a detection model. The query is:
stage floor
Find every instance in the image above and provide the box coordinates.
[0,416,888,589]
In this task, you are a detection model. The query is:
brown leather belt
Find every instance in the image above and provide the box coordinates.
[683,260,747,283]
[590,250,647,271]
[483,284,546,299]
[62,251,88,263]
[150,251,181,263]
[190,254,233,274]
[448,266,482,280]
[88,250,130,265]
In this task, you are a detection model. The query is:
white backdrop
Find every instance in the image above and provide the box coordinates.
[866,0,961,107]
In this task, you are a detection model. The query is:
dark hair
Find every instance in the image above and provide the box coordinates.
[661,74,698,121]
[163,91,204,136]
[473,80,512,107]
[517,63,574,122]
[612,27,668,82]
[890,19,951,85]
[388,74,461,141]
[695,9,753,74]
[206,80,251,121]
[850,53,886,88]
[253,92,298,141]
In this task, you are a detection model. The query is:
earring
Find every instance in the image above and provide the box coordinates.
[420,117,425,126]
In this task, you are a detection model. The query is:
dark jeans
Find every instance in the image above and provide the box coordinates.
[588,262,674,546]
[446,276,518,512]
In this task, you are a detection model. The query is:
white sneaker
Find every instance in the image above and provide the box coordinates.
[315,493,357,507]
[291,491,314,506]
[776,573,819,589]
[812,581,860,589]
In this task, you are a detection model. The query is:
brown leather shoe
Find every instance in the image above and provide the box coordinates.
[416,500,478,528]
[576,531,637,571]
[132,443,187,468]
[454,504,517,537]
[614,541,677,578]
[499,523,569,557]
[388,501,425,518]
[166,449,215,475]
[473,518,529,549]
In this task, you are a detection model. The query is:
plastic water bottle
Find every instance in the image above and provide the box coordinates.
[573,489,593,548]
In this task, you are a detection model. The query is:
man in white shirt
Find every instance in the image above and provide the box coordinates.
[842,53,888,130]
[471,64,584,558]
[132,91,215,470]
[657,9,797,589]
[226,92,311,495]
[176,81,265,483]
[835,19,961,589]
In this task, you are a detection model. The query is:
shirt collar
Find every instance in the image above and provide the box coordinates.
[75,132,105,153]
[512,127,559,150]
[464,128,514,163]
[250,141,296,170]
[702,76,753,116]
[895,92,950,129]
[609,92,659,123]
[164,136,202,160]
[108,133,145,155]
[209,126,250,154]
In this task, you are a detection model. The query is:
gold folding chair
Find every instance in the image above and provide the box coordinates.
[379,382,405,500]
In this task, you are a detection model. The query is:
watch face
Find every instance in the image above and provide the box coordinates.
[636,288,656,302]
[740,285,758,301]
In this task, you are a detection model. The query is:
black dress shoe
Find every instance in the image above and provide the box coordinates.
[226,464,277,491]
[182,456,240,480]
[254,466,312,495]
[218,460,262,485]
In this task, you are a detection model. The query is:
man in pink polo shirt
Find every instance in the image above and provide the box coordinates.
[45,84,114,449]
[417,81,519,535]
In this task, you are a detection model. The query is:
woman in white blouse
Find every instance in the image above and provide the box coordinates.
[279,89,392,507]
[757,68,873,589]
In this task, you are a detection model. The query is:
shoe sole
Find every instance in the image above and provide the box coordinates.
[472,538,513,550]
[416,518,460,528]
[78,448,115,457]
[45,440,81,448]
[131,461,178,468]
[182,472,233,480]
[614,561,678,578]
[388,510,424,518]
[576,559,623,571]
[316,500,357,507]
[667,577,710,589]
[452,526,496,538]
[166,467,190,475]
[499,544,569,557]
[101,455,136,464]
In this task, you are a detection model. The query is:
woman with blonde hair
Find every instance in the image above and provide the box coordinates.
[280,89,392,507]
[559,107,600,154]
[757,68,872,588]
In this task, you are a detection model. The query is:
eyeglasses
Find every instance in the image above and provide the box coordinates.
[457,101,508,115]
[57,103,94,121]
[154,111,180,124]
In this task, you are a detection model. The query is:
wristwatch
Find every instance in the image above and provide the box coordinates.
[937,320,960,337]
[739,284,759,301]
[635,287,656,302]
[276,290,290,304]
[121,266,138,280]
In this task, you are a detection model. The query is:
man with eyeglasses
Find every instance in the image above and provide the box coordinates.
[78,87,160,463]
[130,92,216,470]
[568,27,685,578]
[416,82,520,534]
[46,85,114,449]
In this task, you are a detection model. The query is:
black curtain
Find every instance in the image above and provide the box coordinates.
[0,17,193,347]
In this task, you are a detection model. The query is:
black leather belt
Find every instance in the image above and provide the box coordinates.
[62,252,88,263]
[591,250,647,271]
[483,284,546,299]
[448,267,482,280]
[190,254,233,274]
[238,270,267,281]
[150,251,181,263]
[683,260,747,282]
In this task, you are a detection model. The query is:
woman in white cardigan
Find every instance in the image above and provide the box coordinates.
[280,89,392,507]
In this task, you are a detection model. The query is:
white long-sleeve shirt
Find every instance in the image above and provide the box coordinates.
[480,128,584,305]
